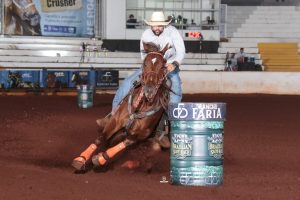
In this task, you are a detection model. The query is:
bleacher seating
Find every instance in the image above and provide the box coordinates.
[219,6,300,70]
[258,43,300,71]
[0,36,227,74]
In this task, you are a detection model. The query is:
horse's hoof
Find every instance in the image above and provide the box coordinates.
[145,161,153,173]
[72,156,86,171]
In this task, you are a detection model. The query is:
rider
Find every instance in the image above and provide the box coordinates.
[112,11,186,110]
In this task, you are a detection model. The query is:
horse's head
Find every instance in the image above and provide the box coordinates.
[11,0,40,26]
[141,42,170,102]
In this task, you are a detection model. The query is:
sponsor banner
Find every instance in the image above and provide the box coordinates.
[96,70,119,88]
[1,70,42,89]
[69,71,90,87]
[3,0,95,37]
[45,70,70,88]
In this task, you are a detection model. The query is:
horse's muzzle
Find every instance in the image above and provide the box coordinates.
[144,85,157,102]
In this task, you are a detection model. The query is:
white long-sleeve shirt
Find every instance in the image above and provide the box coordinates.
[140,25,186,65]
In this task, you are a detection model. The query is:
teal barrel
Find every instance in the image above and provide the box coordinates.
[168,103,226,186]
[77,85,94,108]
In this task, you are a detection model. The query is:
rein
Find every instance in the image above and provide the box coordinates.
[124,85,161,135]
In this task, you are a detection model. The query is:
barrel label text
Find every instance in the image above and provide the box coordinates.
[171,134,193,159]
[207,133,223,159]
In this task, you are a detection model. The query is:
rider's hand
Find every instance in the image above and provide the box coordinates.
[165,63,175,72]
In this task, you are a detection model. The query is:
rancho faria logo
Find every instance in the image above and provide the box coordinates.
[171,103,224,120]
[171,134,193,159]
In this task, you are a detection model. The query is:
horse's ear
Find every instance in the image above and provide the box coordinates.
[143,42,160,53]
[160,44,170,55]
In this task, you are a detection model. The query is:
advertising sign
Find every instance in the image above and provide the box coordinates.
[96,70,119,88]
[3,0,95,37]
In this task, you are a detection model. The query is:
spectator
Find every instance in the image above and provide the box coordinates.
[225,52,237,71]
[126,14,137,29]
[204,16,214,25]
[202,16,215,30]
[191,19,196,25]
[230,53,237,70]
[235,48,247,65]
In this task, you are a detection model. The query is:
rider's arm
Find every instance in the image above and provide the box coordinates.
[169,26,186,66]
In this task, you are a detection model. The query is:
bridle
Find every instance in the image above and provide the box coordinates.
[141,51,169,101]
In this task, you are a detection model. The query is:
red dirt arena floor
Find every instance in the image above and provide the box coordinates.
[0,93,299,200]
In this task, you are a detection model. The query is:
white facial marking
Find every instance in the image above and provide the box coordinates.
[152,58,157,65]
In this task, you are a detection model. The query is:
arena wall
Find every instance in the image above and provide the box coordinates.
[181,72,300,95]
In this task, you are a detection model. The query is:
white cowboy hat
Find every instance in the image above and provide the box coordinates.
[144,11,171,26]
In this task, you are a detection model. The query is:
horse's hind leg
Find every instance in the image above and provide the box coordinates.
[144,138,162,173]
[92,139,135,167]
[119,139,162,172]
[154,113,170,149]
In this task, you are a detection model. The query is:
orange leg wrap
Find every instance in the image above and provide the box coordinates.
[97,142,126,165]
[80,143,97,160]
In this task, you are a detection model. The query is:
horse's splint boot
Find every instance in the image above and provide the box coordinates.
[92,152,109,166]
[92,142,126,167]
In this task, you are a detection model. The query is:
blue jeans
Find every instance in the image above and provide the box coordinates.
[112,69,182,109]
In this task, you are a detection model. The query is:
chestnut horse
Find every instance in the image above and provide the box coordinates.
[4,0,41,35]
[72,42,171,171]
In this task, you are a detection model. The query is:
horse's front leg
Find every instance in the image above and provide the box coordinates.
[92,139,135,167]
[71,129,106,171]
[72,117,110,171]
